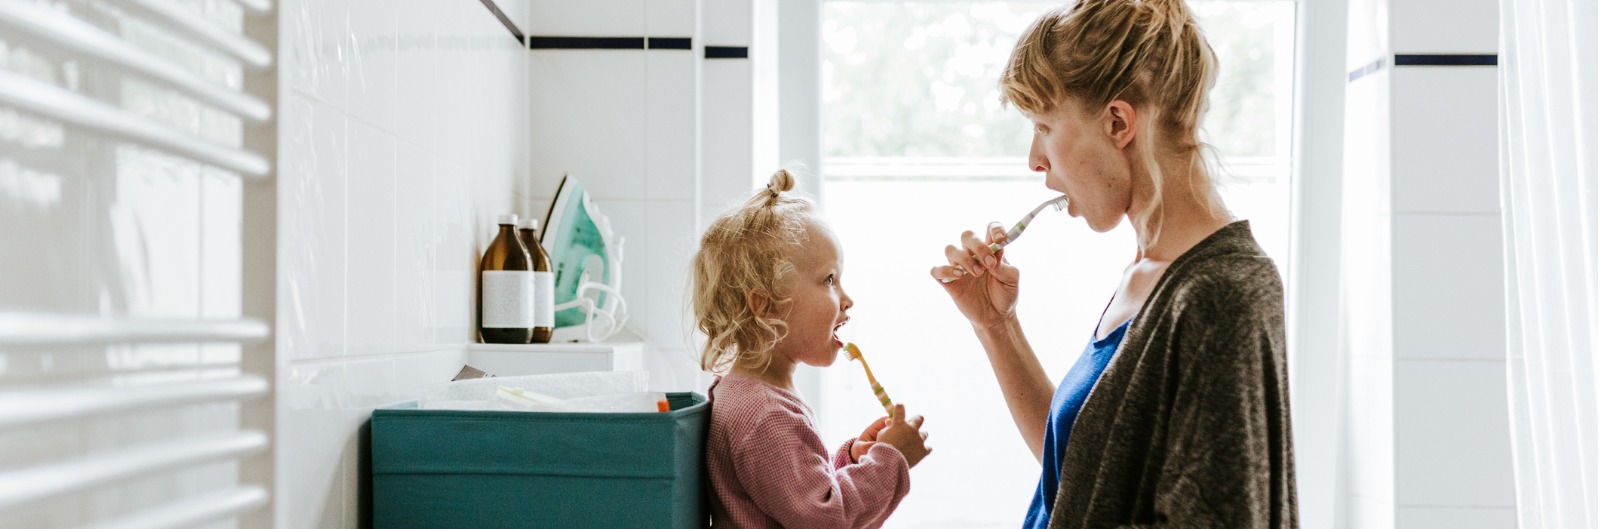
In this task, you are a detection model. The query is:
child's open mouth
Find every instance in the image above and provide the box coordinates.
[832,318,849,348]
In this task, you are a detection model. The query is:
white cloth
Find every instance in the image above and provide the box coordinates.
[1498,1,1599,527]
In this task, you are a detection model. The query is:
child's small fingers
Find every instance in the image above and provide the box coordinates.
[909,415,925,429]
[892,404,907,422]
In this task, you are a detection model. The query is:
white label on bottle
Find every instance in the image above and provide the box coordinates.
[482,271,535,328]
[533,271,555,328]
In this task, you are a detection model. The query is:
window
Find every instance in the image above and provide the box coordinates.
[818,2,1296,527]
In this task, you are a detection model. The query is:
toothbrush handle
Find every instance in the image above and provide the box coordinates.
[872,383,894,417]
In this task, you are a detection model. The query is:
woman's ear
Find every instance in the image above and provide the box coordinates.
[1105,100,1138,150]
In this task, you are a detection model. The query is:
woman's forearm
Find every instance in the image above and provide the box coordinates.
[973,316,1055,462]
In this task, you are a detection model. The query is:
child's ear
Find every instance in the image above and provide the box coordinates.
[746,289,769,318]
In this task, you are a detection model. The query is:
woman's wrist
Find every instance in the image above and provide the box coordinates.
[972,313,1020,340]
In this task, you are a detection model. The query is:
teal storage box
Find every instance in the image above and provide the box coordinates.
[370,392,709,528]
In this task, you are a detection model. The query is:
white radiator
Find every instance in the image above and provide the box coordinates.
[0,0,277,528]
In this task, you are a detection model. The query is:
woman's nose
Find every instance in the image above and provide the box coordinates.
[1028,140,1048,173]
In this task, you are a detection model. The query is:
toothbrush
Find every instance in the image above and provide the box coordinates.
[844,343,895,418]
[945,195,1069,283]
[987,195,1070,252]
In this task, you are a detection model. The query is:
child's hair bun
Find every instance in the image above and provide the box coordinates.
[766,169,795,196]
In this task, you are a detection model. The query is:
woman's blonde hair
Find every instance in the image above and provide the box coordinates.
[1000,0,1225,249]
[691,169,817,375]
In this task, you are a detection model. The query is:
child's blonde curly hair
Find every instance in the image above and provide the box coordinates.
[691,169,817,375]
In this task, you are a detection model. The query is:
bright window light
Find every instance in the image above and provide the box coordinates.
[819,2,1296,527]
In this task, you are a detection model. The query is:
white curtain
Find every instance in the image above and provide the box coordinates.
[1499,1,1599,528]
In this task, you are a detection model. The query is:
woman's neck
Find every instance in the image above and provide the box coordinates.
[1130,155,1233,263]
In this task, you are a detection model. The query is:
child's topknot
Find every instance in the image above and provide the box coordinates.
[692,168,817,374]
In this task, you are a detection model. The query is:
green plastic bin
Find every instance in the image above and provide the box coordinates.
[370,392,709,528]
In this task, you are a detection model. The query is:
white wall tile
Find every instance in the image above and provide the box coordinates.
[700,59,755,224]
[279,362,349,529]
[346,121,399,356]
[395,144,437,350]
[648,0,697,37]
[702,0,752,46]
[434,159,477,344]
[1392,213,1505,360]
[435,4,475,166]
[645,200,695,350]
[1391,68,1499,214]
[1345,0,1389,70]
[1350,495,1396,529]
[1346,355,1395,503]
[282,96,349,362]
[1395,359,1516,508]
[1395,506,1516,528]
[647,51,698,202]
[1389,0,1498,54]
[285,0,350,108]
[525,0,646,37]
[395,0,440,153]
[592,199,650,339]
[347,0,399,133]
[527,51,648,201]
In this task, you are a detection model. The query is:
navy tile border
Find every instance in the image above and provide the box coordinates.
[705,46,749,59]
[529,36,646,49]
[1349,54,1498,82]
[478,0,524,43]
[523,36,699,51]
[1394,54,1498,66]
[649,37,692,50]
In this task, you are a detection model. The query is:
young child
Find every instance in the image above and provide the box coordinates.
[692,169,932,528]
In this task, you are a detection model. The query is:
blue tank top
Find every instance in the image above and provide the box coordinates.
[1022,318,1132,529]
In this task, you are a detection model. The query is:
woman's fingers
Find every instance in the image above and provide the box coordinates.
[944,242,983,278]
[930,265,966,284]
[960,230,998,269]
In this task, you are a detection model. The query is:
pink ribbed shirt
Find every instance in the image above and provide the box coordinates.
[705,374,911,528]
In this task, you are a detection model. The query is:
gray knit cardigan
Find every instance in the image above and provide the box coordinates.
[1047,220,1298,529]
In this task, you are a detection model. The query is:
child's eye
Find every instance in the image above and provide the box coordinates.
[824,274,835,286]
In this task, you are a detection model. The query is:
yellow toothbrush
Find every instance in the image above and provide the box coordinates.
[844,343,895,418]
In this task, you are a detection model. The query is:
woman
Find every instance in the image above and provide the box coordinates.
[929,0,1298,527]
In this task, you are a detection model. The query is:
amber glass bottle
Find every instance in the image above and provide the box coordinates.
[518,218,554,343]
[478,214,535,343]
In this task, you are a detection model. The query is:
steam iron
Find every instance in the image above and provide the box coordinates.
[540,174,629,342]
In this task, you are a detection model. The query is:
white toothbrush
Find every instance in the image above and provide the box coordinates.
[987,195,1070,252]
[944,195,1069,283]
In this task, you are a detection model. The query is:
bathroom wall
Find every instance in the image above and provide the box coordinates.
[1341,0,1515,526]
[275,0,528,526]
[524,0,778,394]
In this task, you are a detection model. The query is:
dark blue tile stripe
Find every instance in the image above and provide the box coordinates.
[1394,54,1498,66]
[648,37,692,50]
[705,46,748,59]
[1348,54,1498,83]
[529,36,646,49]
[478,0,524,43]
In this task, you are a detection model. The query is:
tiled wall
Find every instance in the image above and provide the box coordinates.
[1342,0,1515,526]
[276,0,528,526]
[525,0,776,393]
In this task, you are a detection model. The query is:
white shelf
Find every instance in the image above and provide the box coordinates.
[465,341,645,377]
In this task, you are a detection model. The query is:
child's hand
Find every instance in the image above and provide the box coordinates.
[850,416,891,463]
[876,404,931,468]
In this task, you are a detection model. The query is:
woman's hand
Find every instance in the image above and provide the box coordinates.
[849,416,890,463]
[876,404,931,468]
[931,222,1021,331]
